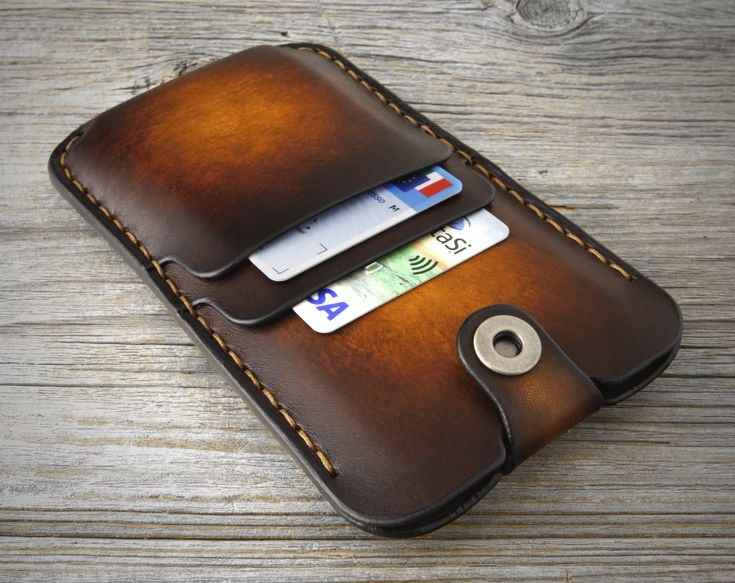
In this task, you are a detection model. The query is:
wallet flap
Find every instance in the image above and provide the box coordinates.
[458,305,603,468]
[64,46,451,278]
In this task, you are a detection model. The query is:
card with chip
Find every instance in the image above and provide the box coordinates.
[249,165,462,281]
[293,209,509,333]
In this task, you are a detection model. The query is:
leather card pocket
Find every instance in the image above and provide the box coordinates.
[166,154,497,324]
[64,46,452,278]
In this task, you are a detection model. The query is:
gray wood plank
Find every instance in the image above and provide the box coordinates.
[1,0,733,580]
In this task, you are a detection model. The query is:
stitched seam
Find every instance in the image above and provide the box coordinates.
[59,136,336,477]
[298,47,634,281]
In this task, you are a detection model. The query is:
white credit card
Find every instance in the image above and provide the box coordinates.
[249,165,462,281]
[293,209,509,333]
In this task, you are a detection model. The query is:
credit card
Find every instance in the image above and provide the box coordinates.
[293,209,509,333]
[249,165,463,281]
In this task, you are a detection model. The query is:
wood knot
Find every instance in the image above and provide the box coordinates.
[510,0,589,36]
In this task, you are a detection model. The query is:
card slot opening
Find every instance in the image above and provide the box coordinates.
[165,154,497,325]
[156,147,454,278]
[246,162,466,284]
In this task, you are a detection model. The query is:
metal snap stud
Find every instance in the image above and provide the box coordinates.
[473,314,542,375]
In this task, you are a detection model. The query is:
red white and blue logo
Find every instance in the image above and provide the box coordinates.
[395,168,454,197]
[386,166,463,213]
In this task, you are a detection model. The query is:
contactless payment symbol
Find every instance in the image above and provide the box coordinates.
[408,254,439,276]
[448,216,470,230]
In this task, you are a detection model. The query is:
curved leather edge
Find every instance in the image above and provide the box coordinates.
[165,154,498,325]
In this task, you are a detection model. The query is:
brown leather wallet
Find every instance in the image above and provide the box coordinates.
[48,43,682,537]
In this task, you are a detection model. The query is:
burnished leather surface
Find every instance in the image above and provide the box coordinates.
[49,43,683,536]
[65,46,451,277]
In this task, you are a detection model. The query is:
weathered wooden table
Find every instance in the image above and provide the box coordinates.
[1,1,733,580]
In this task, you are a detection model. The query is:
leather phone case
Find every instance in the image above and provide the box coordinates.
[48,43,682,537]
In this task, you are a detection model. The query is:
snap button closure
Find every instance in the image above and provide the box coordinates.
[473,314,542,375]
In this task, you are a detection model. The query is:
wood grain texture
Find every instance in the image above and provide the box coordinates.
[1,0,733,580]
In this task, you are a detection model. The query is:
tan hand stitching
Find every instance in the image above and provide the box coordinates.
[60,136,337,477]
[299,46,634,281]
